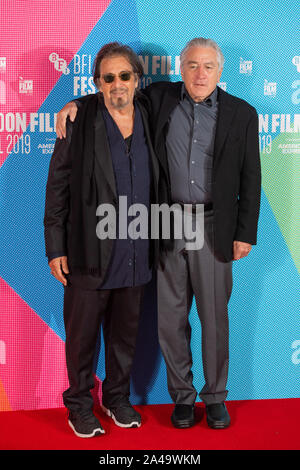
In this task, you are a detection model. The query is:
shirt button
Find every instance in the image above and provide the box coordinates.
[193,139,197,143]
[191,180,194,184]
[196,120,199,124]
[191,160,195,164]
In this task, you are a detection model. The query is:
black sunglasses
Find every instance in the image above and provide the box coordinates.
[102,71,133,83]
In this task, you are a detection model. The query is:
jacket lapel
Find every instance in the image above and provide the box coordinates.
[137,100,159,191]
[153,82,182,184]
[94,98,117,199]
[213,87,238,169]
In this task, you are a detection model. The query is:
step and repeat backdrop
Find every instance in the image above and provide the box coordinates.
[0,0,299,411]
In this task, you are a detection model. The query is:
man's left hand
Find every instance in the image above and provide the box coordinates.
[233,241,252,260]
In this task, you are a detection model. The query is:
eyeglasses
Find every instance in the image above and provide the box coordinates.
[102,71,133,83]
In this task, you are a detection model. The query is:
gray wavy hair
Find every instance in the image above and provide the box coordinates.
[180,38,224,71]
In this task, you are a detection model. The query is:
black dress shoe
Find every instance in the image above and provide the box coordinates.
[206,402,230,429]
[171,404,195,428]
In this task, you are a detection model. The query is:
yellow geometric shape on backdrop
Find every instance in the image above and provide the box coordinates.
[0,377,11,411]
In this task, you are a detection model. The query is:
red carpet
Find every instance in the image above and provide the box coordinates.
[0,398,299,450]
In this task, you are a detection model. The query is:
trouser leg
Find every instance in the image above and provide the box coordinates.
[157,238,197,405]
[187,212,233,405]
[62,284,110,411]
[101,285,144,407]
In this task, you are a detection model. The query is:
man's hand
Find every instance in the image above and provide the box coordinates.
[56,102,78,139]
[49,256,69,286]
[233,241,252,261]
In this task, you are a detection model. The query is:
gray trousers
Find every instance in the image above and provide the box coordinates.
[157,210,233,406]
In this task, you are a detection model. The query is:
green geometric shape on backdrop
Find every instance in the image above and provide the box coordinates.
[261,130,300,274]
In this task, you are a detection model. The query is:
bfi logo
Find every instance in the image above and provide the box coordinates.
[49,52,70,75]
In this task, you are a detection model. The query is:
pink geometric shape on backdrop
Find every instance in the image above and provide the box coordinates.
[0,276,103,411]
[0,276,68,409]
[0,0,111,166]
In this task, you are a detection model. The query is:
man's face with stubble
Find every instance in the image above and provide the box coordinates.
[98,55,138,110]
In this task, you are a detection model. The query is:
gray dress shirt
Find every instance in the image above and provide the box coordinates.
[166,85,218,204]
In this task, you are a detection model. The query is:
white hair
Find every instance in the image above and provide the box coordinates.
[180,37,224,70]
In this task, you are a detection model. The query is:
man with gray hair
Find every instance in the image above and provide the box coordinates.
[56,37,261,430]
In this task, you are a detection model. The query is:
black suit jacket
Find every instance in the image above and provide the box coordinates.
[44,94,160,289]
[142,82,261,262]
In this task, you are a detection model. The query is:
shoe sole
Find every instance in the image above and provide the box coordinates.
[68,419,105,438]
[101,405,141,428]
[207,419,230,429]
[171,418,195,429]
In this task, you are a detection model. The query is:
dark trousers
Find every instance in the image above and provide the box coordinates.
[62,283,144,411]
[157,211,233,406]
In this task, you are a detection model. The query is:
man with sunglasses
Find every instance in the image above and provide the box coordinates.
[44,43,159,437]
[55,38,261,431]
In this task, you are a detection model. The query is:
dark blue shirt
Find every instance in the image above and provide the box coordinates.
[99,103,152,289]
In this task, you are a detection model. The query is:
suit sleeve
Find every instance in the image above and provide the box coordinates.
[235,110,261,245]
[73,93,96,108]
[44,120,73,258]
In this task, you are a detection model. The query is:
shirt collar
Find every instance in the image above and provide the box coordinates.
[181,83,218,107]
